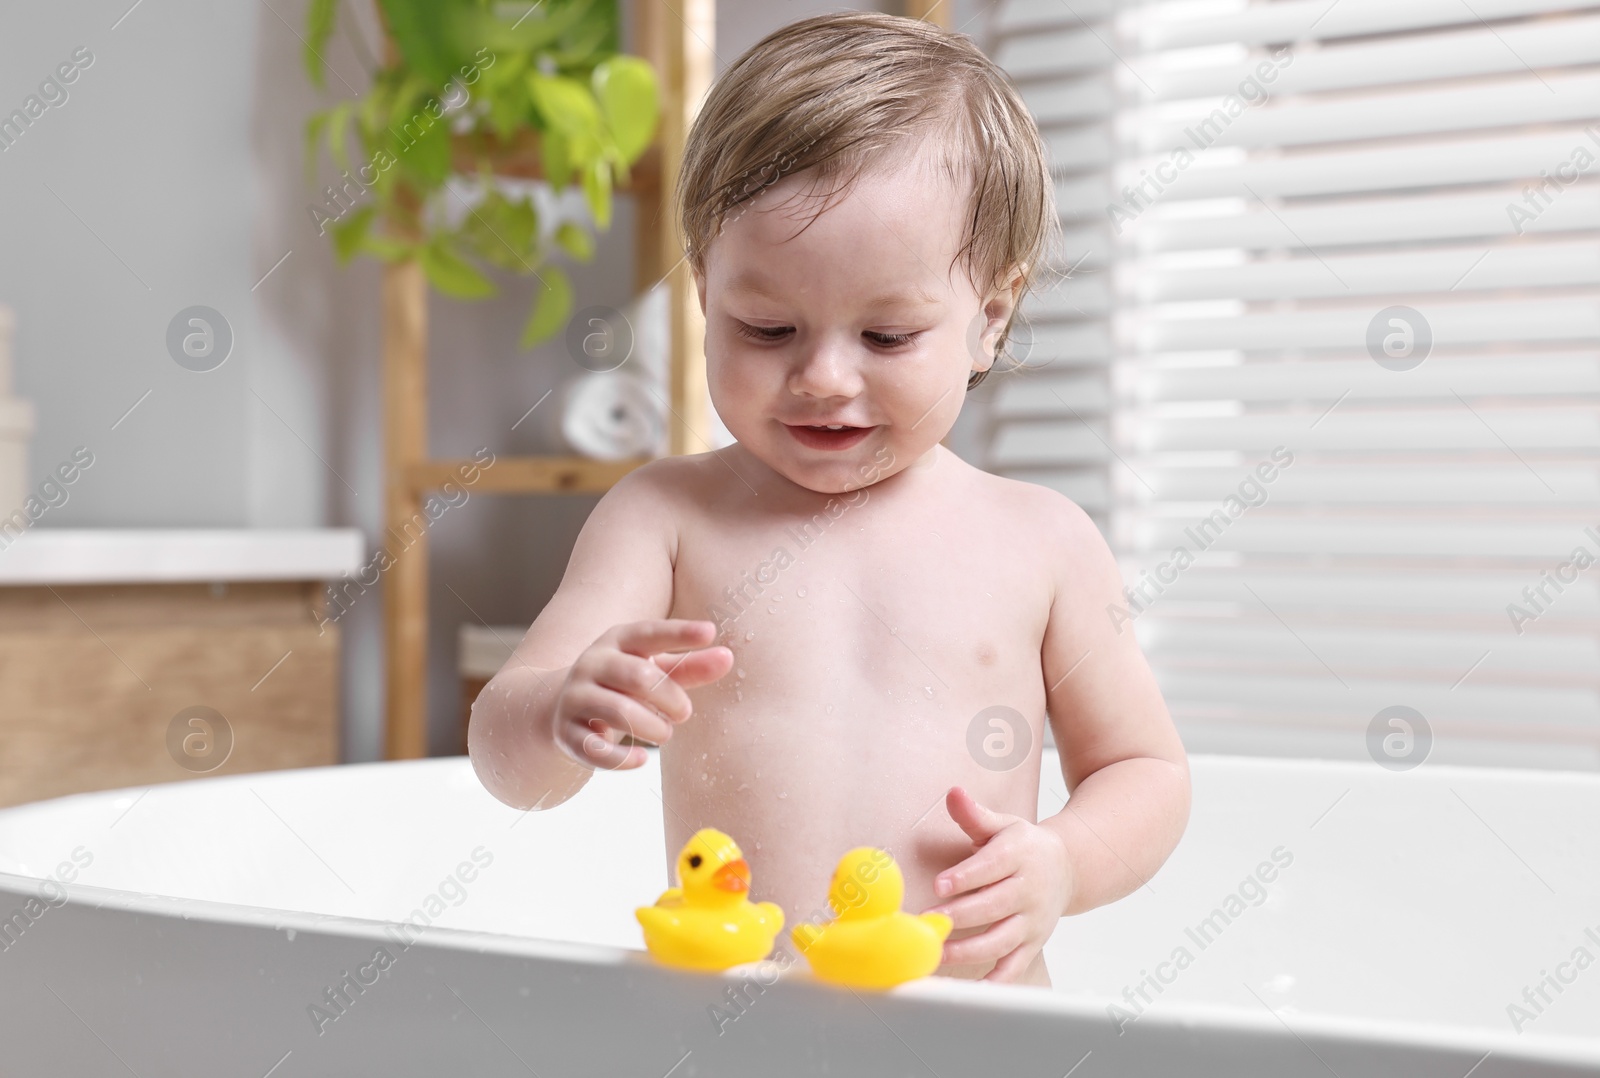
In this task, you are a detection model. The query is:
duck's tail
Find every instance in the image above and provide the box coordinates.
[792,922,823,953]
[758,901,785,933]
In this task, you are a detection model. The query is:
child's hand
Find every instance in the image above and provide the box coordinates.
[925,786,1074,983]
[551,619,732,771]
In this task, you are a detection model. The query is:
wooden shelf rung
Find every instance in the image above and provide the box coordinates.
[409,455,650,495]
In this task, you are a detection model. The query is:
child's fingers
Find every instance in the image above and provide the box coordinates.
[933,839,1016,898]
[553,708,645,771]
[980,944,1038,983]
[650,644,733,689]
[590,652,694,727]
[563,684,673,748]
[580,728,643,770]
[945,786,1012,845]
[610,619,718,659]
[924,876,1021,930]
[940,913,1028,967]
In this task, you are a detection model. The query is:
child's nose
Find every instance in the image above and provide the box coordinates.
[787,340,864,399]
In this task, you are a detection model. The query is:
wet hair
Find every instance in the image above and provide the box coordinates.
[674,10,1062,390]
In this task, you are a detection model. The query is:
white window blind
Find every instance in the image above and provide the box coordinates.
[987,0,1600,770]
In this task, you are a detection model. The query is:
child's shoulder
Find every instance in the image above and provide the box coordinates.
[602,447,727,506]
[957,457,1095,536]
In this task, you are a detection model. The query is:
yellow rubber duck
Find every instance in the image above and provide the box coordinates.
[792,847,952,990]
[636,828,784,971]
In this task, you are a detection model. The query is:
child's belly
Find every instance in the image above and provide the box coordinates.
[660,568,1050,978]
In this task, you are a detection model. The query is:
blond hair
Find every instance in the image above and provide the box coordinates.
[675,10,1061,390]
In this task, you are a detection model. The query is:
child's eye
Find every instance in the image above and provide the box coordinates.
[733,322,921,350]
[734,322,790,343]
[865,331,918,349]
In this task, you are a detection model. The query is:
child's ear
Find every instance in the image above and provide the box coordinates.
[976,262,1027,369]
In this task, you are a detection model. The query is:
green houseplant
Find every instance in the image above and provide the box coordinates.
[301,0,660,347]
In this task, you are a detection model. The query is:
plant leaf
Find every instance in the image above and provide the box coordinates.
[593,55,658,163]
[520,263,572,349]
[486,65,532,139]
[358,78,390,144]
[581,157,612,231]
[401,113,452,187]
[480,48,525,88]
[498,197,540,269]
[420,237,497,299]
[554,221,594,263]
[374,0,453,85]
[325,100,354,176]
[554,0,617,59]
[528,72,602,140]
[362,232,417,263]
[463,192,540,273]
[304,0,339,88]
[448,5,566,59]
[386,73,434,153]
[329,204,376,263]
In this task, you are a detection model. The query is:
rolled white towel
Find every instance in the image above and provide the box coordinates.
[540,370,665,460]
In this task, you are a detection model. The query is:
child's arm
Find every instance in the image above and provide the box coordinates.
[928,492,1191,981]
[467,464,733,811]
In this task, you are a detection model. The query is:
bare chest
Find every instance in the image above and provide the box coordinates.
[667,473,1052,727]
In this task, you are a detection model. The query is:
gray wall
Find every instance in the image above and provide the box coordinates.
[0,0,994,761]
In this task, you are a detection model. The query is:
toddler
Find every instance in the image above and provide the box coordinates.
[469,10,1190,987]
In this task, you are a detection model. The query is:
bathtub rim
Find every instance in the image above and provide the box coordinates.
[1,866,1596,1070]
[4,746,1600,836]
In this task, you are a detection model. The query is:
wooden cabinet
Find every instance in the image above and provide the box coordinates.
[0,530,359,806]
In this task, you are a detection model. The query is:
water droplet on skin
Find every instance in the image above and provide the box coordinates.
[700,772,708,781]
[737,783,749,792]
[735,689,743,702]
[924,687,934,697]
[745,631,755,641]
[778,791,787,799]
[766,605,777,614]
[825,704,834,714]
[797,586,807,598]
[774,593,783,601]
[736,668,746,679]
[890,627,899,636]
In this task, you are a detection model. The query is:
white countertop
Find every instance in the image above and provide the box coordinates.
[459,622,527,678]
[0,529,365,585]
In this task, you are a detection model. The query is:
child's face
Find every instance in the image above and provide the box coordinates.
[694,142,1021,495]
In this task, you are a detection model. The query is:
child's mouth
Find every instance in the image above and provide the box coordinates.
[783,423,877,451]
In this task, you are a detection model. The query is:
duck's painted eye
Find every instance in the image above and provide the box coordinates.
[688,854,703,869]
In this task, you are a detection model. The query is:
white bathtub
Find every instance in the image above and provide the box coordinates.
[0,749,1595,1077]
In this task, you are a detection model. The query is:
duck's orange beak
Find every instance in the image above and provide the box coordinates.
[711,858,750,893]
